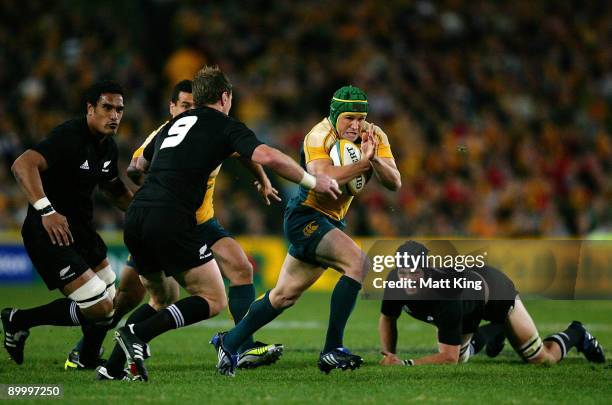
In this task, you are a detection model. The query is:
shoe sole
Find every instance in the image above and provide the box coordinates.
[64,359,80,370]
[238,346,284,369]
[114,331,148,382]
[1,311,26,365]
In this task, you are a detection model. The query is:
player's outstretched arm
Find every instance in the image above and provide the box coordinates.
[251,144,341,199]
[379,314,404,366]
[101,177,133,211]
[128,128,159,186]
[307,158,371,187]
[11,150,73,246]
[126,155,145,186]
[410,341,460,365]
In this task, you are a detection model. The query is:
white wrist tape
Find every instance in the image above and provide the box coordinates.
[299,172,317,189]
[33,197,51,210]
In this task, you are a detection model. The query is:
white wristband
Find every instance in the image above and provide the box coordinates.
[33,197,51,210]
[299,172,317,189]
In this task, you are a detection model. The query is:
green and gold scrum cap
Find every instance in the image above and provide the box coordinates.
[328,85,368,132]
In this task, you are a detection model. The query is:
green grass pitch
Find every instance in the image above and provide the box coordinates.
[1,285,611,404]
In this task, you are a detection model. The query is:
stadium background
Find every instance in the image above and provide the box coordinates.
[0,1,611,402]
[0,0,612,288]
[0,0,610,289]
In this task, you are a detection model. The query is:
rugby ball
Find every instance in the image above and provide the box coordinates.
[329,139,367,195]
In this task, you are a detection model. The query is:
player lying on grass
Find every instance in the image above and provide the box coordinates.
[67,80,282,374]
[101,66,340,382]
[378,241,606,366]
[211,85,401,376]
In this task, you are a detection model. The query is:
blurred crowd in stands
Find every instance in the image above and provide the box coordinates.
[0,0,610,238]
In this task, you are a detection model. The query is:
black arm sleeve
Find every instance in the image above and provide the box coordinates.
[31,125,78,168]
[436,301,463,346]
[226,120,263,158]
[108,141,119,179]
[380,299,403,318]
[100,142,121,193]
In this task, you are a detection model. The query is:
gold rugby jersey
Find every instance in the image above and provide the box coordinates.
[295,118,394,220]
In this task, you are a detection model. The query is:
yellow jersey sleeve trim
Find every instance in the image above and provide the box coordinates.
[372,124,394,159]
[131,121,169,160]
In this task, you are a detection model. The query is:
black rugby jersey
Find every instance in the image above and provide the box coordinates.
[28,117,119,224]
[380,267,490,345]
[134,107,263,216]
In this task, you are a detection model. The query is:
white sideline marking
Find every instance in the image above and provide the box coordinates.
[195,320,322,330]
[118,318,612,332]
[117,318,612,332]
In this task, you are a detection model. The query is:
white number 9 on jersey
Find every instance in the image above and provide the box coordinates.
[160,116,198,149]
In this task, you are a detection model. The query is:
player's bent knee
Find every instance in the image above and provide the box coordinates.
[344,252,370,282]
[196,291,227,317]
[82,297,114,322]
[235,260,254,284]
[207,298,227,317]
[149,294,176,310]
[69,276,109,311]
[96,264,117,301]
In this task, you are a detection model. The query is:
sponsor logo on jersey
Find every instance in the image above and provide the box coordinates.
[199,244,212,259]
[80,160,89,170]
[303,221,319,237]
[102,160,111,173]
